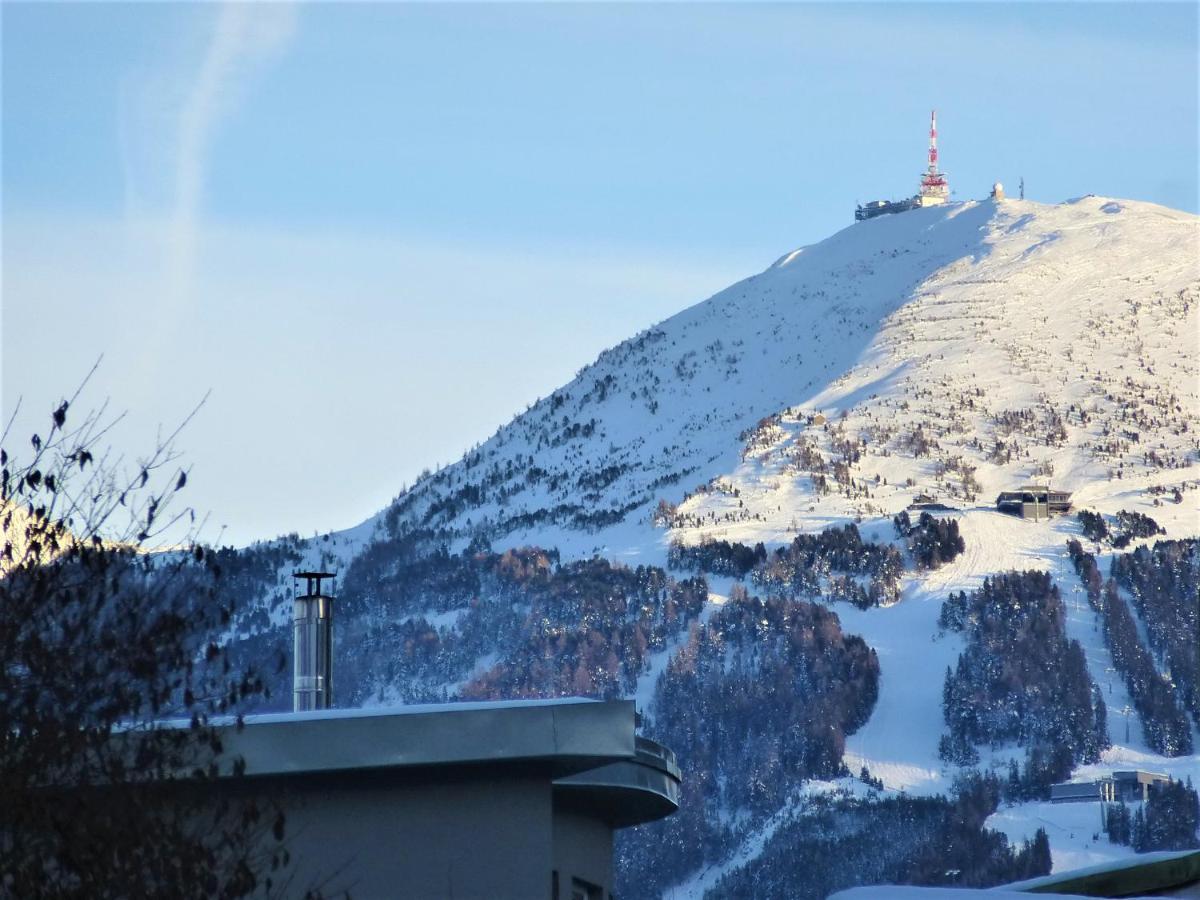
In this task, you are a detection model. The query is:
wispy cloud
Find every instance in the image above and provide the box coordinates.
[166,3,296,306]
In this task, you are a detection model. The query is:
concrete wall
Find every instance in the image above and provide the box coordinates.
[552,807,613,898]
[218,764,625,900]
[272,767,561,899]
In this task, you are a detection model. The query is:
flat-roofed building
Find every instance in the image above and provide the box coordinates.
[996,486,1073,519]
[1050,770,1171,804]
[204,698,679,899]
[1050,780,1115,803]
[1111,769,1171,802]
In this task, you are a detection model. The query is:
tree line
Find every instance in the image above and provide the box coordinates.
[752,524,905,608]
[618,588,880,897]
[894,510,966,570]
[1067,540,1193,755]
[694,775,1050,899]
[1110,539,1199,731]
[938,571,1109,778]
[1103,778,1200,851]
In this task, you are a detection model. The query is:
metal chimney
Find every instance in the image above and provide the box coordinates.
[293,571,335,712]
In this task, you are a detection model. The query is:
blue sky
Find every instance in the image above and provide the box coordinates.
[4,2,1197,545]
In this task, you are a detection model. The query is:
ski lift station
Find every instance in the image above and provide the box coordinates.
[996,486,1073,519]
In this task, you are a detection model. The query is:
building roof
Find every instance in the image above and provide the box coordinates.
[218,698,633,778]
[1050,781,1101,793]
[1052,769,1171,788]
[211,697,681,828]
[1112,769,1170,781]
[1001,849,1200,897]
[830,850,1200,898]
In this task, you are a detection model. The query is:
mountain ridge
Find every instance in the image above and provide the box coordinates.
[344,195,1196,564]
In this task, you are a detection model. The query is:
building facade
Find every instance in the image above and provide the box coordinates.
[996,486,1073,519]
[209,698,680,899]
[1050,770,1171,804]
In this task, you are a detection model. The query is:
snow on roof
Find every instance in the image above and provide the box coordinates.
[238,695,598,726]
[150,696,600,732]
[829,887,1094,899]
[999,848,1200,892]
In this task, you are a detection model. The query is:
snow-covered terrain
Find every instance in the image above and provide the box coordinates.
[234,196,1198,891]
[373,196,1196,559]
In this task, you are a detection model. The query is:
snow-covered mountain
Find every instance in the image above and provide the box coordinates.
[370,195,1197,557]
[229,195,1199,895]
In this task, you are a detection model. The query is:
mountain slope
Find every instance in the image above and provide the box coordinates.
[371,196,1196,562]
[225,195,1199,893]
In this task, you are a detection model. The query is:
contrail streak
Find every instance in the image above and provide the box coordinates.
[167,3,295,307]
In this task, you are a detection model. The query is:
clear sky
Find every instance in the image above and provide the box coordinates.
[4,2,1197,546]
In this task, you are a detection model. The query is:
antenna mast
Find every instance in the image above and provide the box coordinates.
[928,109,939,176]
[916,109,949,206]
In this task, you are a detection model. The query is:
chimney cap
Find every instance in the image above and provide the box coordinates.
[292,571,337,598]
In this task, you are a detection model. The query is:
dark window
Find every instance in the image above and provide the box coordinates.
[571,877,603,900]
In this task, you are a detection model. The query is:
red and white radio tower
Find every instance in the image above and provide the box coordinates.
[917,109,949,205]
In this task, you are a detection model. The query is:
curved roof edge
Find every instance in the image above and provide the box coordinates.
[210,697,680,829]
[216,698,638,780]
[554,735,682,827]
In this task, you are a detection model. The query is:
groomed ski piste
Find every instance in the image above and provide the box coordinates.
[237,195,1199,892]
